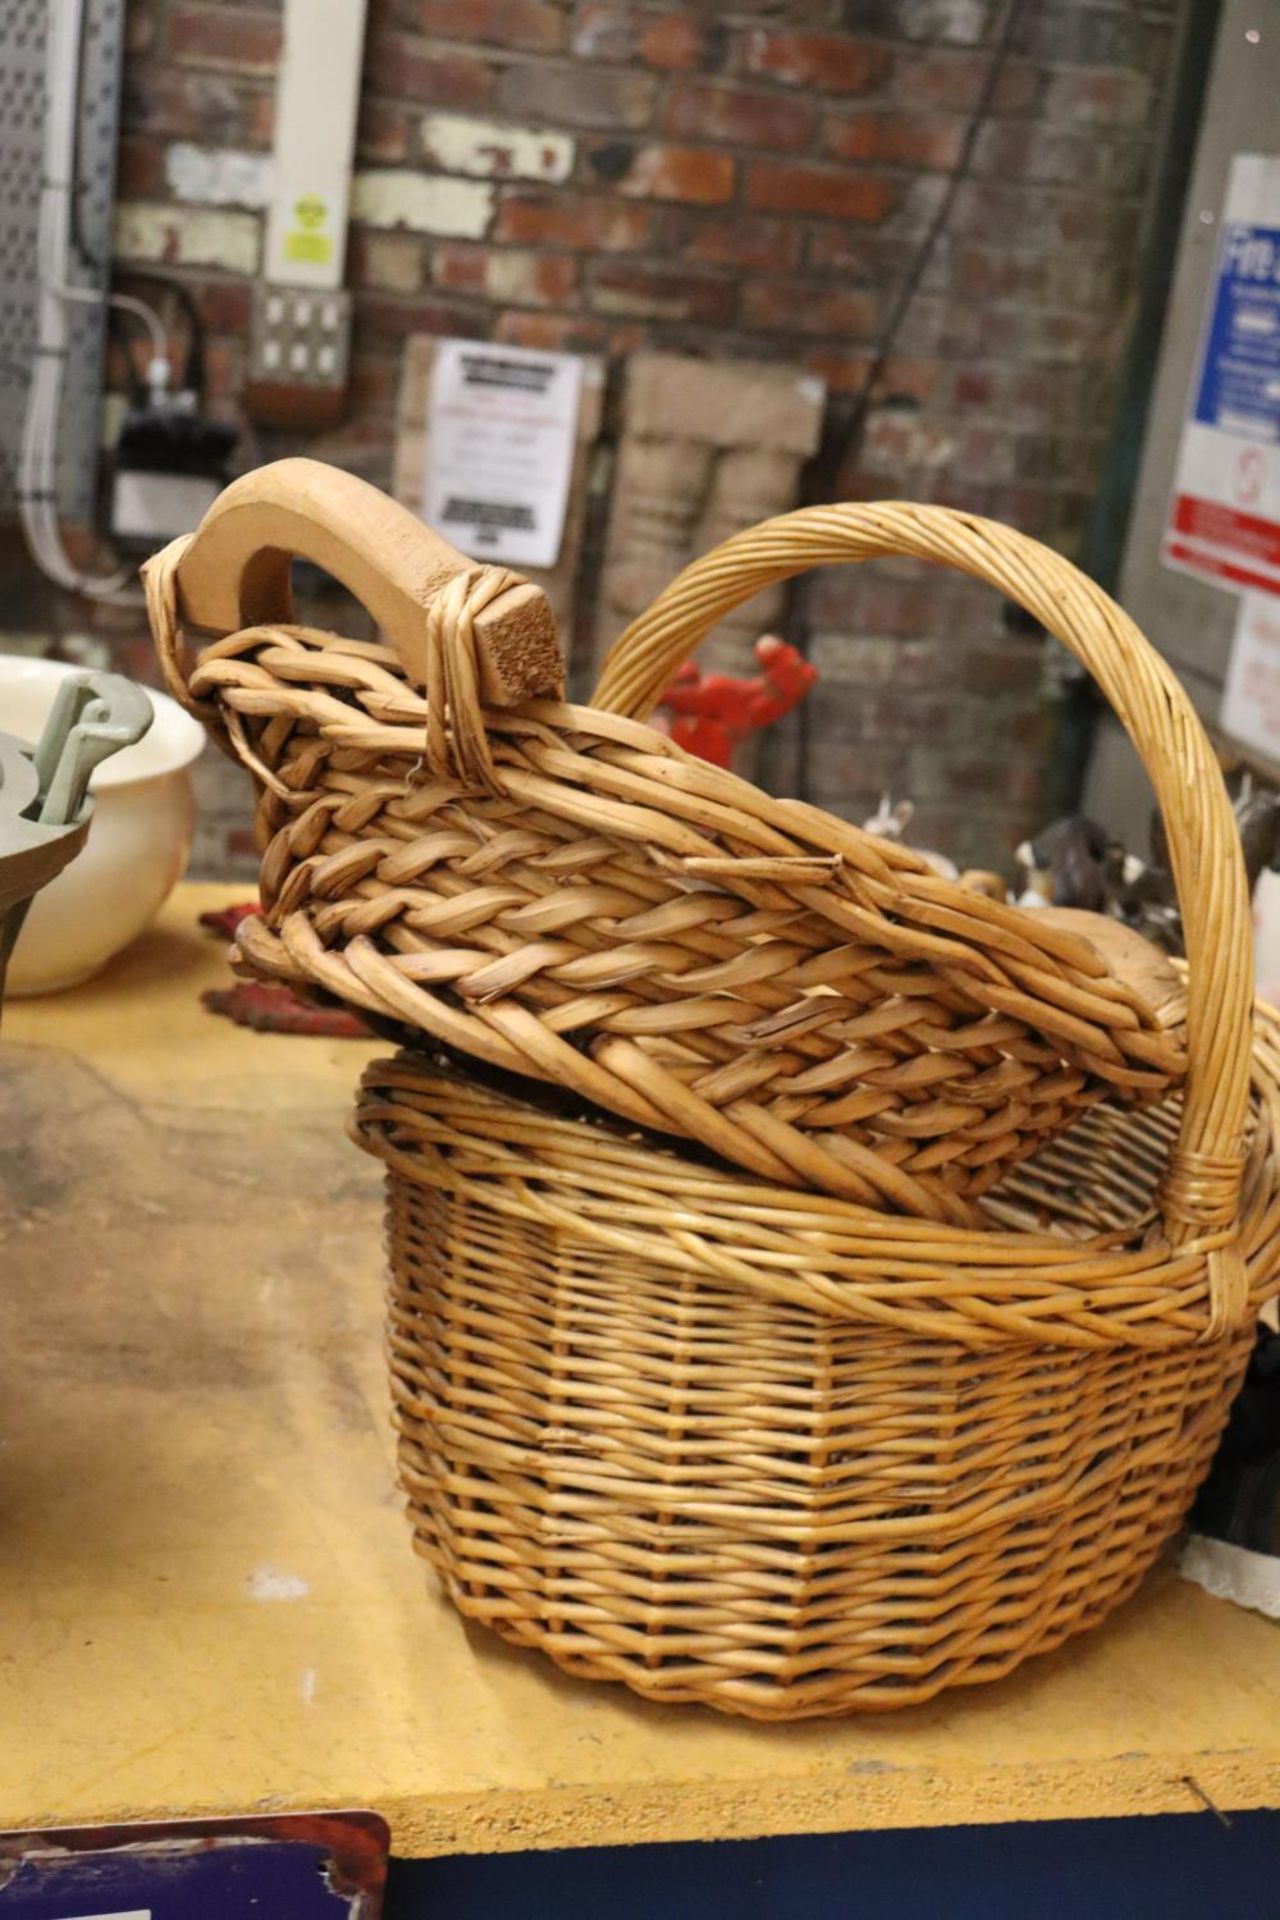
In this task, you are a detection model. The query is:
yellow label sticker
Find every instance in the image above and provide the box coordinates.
[284,232,333,264]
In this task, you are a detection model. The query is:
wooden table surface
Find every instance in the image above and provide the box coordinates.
[2,883,1279,1857]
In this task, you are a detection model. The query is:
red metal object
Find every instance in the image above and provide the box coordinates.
[202,980,371,1037]
[198,900,263,941]
[199,901,370,1037]
[656,634,818,769]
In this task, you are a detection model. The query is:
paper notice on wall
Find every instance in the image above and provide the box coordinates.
[1164,153,1280,597]
[1221,590,1280,761]
[422,339,583,570]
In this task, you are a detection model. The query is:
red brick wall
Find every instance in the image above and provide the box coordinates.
[82,0,1181,871]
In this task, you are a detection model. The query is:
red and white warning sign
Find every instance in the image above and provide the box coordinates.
[1164,153,1280,597]
[1222,592,1280,763]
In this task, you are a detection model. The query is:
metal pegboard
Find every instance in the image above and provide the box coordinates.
[0,0,125,523]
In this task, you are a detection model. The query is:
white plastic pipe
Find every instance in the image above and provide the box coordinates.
[18,0,168,598]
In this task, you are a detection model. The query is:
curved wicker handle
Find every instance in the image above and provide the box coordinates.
[593,503,1253,1289]
[144,457,563,708]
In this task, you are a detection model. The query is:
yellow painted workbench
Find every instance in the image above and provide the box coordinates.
[2,882,1279,1857]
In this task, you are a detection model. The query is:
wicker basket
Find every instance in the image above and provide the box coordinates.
[352,1006,1280,1720]
[142,460,1240,1228]
[146,459,1277,1717]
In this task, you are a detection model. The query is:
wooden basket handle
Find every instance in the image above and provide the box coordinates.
[143,457,563,708]
[593,503,1253,1292]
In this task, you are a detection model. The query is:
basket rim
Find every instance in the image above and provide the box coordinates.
[351,1005,1280,1351]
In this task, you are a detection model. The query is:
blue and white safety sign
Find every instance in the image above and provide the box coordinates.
[1165,154,1280,597]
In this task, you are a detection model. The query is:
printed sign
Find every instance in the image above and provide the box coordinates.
[422,339,583,570]
[282,193,334,268]
[1165,153,1280,596]
[1222,590,1280,763]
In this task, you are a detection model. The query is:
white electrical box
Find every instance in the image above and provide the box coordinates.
[111,469,222,543]
[263,0,368,292]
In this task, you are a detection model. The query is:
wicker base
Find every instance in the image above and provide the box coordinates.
[356,1042,1280,1720]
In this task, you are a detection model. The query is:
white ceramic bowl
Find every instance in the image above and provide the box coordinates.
[2,655,206,996]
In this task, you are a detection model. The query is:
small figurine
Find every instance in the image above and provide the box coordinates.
[1235,775,1280,891]
[1116,772,1280,957]
[863,794,915,842]
[657,635,817,771]
[1150,771,1280,896]
[1112,847,1182,955]
[864,794,958,881]
[1015,817,1130,912]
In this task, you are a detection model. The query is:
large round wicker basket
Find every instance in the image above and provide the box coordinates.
[352,1008,1280,1720]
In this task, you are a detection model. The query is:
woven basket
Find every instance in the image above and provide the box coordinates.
[352,1002,1280,1719]
[143,459,1241,1228]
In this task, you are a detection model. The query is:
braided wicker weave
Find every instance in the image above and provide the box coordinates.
[351,999,1280,1719]
[145,460,1243,1228]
